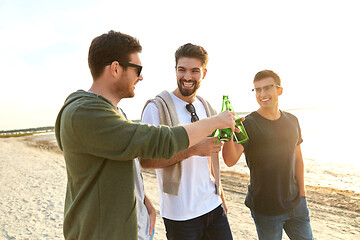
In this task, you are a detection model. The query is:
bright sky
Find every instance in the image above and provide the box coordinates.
[1,0,359,130]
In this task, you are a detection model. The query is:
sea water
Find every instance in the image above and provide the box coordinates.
[221,104,360,193]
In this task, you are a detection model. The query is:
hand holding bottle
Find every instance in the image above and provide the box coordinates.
[215,95,248,143]
[182,110,236,148]
[233,114,248,144]
[190,137,224,156]
[214,110,237,132]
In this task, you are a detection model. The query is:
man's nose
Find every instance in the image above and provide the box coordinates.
[184,71,192,80]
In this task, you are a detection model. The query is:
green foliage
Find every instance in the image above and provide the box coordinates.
[0,126,55,138]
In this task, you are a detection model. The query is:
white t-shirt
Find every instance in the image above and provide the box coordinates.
[134,158,151,240]
[119,108,150,240]
[141,93,221,221]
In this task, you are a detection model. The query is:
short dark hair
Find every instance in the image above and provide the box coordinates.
[175,43,208,69]
[254,70,281,86]
[88,30,142,79]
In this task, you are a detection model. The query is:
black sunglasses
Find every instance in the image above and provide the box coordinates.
[185,103,199,122]
[106,61,142,77]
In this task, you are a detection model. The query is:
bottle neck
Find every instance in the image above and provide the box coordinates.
[221,96,229,112]
[221,97,233,112]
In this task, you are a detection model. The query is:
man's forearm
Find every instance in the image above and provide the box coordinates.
[222,140,244,167]
[144,195,155,214]
[140,147,195,169]
[295,145,306,196]
[295,161,305,196]
[183,116,218,147]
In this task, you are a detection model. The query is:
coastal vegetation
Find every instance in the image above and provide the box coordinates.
[0,126,54,138]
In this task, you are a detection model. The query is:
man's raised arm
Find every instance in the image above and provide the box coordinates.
[140,111,235,169]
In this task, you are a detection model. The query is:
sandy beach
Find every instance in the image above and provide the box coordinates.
[0,133,359,239]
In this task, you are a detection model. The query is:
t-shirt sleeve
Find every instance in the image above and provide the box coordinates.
[141,102,160,126]
[295,117,303,145]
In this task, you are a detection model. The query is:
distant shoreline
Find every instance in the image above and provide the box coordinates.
[0,107,319,134]
[0,126,54,138]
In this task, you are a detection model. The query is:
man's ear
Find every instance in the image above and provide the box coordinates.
[278,86,283,96]
[202,68,208,79]
[110,61,123,77]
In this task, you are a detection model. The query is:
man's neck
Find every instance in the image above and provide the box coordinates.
[257,107,281,120]
[89,84,120,107]
[172,88,196,103]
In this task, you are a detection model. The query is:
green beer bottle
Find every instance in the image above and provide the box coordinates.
[218,95,233,141]
[234,115,249,144]
[218,95,249,144]
[210,128,221,142]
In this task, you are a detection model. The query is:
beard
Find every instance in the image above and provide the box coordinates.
[177,79,199,97]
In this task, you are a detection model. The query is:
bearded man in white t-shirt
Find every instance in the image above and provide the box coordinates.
[140,43,233,240]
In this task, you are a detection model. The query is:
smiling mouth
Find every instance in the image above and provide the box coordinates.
[133,81,139,89]
[261,98,270,102]
[181,80,195,88]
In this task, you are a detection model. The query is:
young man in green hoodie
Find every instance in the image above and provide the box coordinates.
[55,30,237,240]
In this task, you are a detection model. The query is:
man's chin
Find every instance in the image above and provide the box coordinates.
[179,88,196,97]
[124,93,135,99]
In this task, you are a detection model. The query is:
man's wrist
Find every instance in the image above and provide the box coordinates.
[299,188,306,196]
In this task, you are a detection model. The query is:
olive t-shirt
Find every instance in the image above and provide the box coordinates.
[242,111,302,216]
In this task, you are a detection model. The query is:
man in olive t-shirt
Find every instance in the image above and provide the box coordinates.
[222,70,313,240]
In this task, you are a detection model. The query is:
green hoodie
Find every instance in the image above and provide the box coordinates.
[55,90,188,240]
